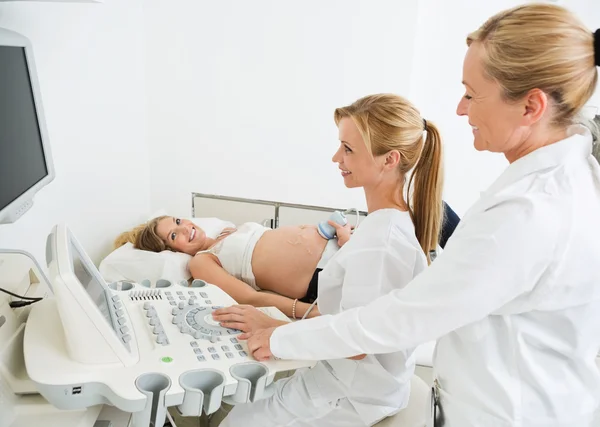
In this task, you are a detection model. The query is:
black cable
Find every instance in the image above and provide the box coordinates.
[9,300,41,308]
[0,286,43,301]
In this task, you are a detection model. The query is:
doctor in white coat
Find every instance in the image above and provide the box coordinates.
[217,93,445,426]
[245,5,600,427]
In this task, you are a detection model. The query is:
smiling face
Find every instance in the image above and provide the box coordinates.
[456,42,530,156]
[155,217,207,255]
[331,117,387,189]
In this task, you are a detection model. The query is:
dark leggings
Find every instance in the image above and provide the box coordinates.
[299,268,321,304]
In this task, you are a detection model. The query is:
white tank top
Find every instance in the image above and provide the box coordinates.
[196,223,269,290]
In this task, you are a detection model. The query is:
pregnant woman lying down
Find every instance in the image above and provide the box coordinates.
[115,217,349,319]
[115,204,460,320]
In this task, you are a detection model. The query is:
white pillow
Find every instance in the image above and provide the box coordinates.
[99,243,191,285]
[99,216,235,285]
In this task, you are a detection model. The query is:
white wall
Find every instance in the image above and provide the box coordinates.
[0,0,150,265]
[408,0,600,215]
[0,0,596,267]
[144,0,419,217]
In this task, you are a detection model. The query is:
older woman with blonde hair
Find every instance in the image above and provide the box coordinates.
[245,5,600,427]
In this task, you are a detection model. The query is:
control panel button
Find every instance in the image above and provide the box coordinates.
[172,308,180,315]
[149,317,159,326]
[113,301,122,310]
[188,298,195,305]
[157,334,168,345]
[190,341,198,347]
[239,351,248,357]
[197,355,206,362]
[208,347,216,353]
[115,309,124,317]
[193,348,203,354]
[153,325,164,335]
[221,346,230,352]
[112,295,120,302]
[230,338,238,343]
[122,334,131,343]
[234,344,243,351]
[178,302,185,309]
[176,291,183,295]
[117,318,126,326]
[120,326,129,334]
[169,301,177,306]
[188,291,195,295]
[225,352,234,359]
[211,354,220,360]
[143,302,152,310]
[205,300,212,304]
[200,292,208,298]
[179,296,186,300]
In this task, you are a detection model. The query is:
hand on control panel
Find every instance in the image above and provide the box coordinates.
[212,305,287,333]
[241,326,277,361]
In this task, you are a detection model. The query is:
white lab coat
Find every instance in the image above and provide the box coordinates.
[271,126,600,427]
[221,209,427,427]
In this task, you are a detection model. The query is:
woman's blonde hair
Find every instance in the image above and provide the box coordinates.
[114,216,169,252]
[467,4,598,126]
[334,94,444,262]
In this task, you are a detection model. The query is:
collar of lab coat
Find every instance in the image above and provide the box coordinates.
[483,124,593,198]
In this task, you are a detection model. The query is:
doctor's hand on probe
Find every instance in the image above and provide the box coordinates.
[240,327,367,361]
[328,221,354,248]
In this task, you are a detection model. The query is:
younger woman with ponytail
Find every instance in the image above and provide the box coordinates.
[215,93,444,427]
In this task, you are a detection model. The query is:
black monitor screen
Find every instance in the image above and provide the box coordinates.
[0,46,48,212]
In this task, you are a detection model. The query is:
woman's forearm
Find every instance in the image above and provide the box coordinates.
[249,292,319,319]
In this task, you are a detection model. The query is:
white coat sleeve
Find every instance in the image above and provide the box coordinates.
[270,197,560,360]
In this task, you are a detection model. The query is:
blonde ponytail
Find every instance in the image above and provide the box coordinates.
[334,94,444,263]
[407,121,444,263]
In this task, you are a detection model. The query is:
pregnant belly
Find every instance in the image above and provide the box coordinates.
[251,225,328,298]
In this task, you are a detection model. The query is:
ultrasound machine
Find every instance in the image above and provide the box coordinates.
[25,224,313,427]
[0,26,312,427]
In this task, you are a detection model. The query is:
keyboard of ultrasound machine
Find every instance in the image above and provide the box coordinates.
[123,283,289,367]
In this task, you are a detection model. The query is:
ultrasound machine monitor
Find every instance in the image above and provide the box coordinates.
[0,28,55,224]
